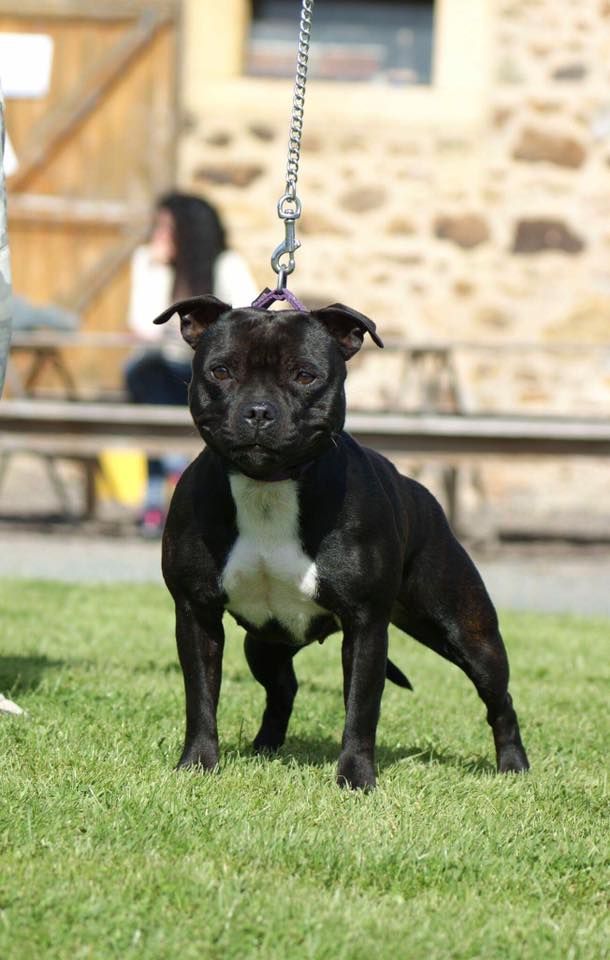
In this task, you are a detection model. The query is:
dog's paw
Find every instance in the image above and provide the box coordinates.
[336,751,376,791]
[252,736,282,756]
[176,740,219,772]
[252,720,287,756]
[497,743,530,774]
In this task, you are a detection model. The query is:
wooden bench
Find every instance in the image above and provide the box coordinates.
[11,333,608,526]
[1,398,609,525]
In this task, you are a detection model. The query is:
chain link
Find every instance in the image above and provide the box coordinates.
[285,0,313,197]
[271,0,314,280]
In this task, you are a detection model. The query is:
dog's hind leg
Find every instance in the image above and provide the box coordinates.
[244,634,299,754]
[338,619,389,790]
[393,548,529,773]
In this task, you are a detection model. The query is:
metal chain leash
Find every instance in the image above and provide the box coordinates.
[271,0,314,289]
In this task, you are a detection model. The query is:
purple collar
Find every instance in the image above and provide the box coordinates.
[250,287,308,312]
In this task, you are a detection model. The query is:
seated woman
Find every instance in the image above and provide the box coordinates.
[125,191,257,536]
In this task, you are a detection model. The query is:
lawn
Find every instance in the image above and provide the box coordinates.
[0,579,608,960]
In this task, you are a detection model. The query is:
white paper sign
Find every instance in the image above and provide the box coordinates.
[0,33,54,98]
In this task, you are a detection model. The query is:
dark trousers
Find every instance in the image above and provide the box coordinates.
[125,351,192,493]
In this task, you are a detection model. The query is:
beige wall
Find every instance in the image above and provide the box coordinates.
[177,0,610,416]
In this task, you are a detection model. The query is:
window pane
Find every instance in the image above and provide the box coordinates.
[247,1,435,85]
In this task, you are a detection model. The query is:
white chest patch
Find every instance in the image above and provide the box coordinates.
[222,475,325,643]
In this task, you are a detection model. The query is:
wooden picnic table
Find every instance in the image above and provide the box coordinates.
[9,329,609,410]
[7,330,138,399]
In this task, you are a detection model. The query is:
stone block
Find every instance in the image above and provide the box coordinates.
[454,279,475,297]
[204,131,233,147]
[529,42,552,58]
[339,186,387,213]
[387,253,423,266]
[434,214,490,249]
[512,219,584,254]
[248,123,276,142]
[301,133,322,152]
[497,58,527,84]
[476,306,511,329]
[493,107,513,128]
[528,99,561,114]
[552,63,588,81]
[386,217,416,236]
[387,141,423,156]
[546,296,610,340]
[194,162,264,188]
[339,135,366,152]
[513,127,587,168]
[299,211,347,236]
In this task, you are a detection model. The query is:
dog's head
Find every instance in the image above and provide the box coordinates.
[153,295,383,479]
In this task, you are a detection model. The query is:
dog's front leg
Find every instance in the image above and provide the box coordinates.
[338,616,388,790]
[174,597,225,771]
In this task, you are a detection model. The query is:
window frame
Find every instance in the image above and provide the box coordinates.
[182,0,492,132]
[246,0,436,87]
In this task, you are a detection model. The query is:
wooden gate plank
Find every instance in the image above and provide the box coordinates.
[8,10,170,191]
[7,193,141,226]
[61,226,150,314]
[0,1,176,19]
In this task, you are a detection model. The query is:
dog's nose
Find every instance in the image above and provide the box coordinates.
[241,401,278,427]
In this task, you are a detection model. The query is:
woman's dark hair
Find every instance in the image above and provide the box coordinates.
[156,192,227,298]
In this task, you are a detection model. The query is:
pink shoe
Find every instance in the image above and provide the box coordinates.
[139,508,165,538]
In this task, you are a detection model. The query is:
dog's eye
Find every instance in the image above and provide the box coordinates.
[211,365,231,381]
[295,370,316,385]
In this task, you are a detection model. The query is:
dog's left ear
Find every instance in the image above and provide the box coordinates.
[311,303,384,360]
[152,295,232,349]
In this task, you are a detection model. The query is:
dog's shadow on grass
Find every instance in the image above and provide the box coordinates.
[0,655,66,695]
[227,733,495,777]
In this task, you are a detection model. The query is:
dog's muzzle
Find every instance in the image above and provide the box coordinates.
[238,400,279,431]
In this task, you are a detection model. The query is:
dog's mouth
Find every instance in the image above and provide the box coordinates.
[229,439,332,483]
[231,436,280,449]
[195,415,332,478]
[195,418,287,462]
[229,441,281,465]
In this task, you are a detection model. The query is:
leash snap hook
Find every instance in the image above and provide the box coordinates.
[276,266,288,291]
[271,209,300,278]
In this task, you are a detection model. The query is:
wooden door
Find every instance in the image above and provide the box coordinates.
[1,0,179,392]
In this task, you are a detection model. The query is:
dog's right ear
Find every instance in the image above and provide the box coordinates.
[153,295,232,349]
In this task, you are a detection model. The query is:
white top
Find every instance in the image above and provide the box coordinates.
[127,245,258,360]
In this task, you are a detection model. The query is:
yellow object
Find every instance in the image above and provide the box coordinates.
[96,450,147,507]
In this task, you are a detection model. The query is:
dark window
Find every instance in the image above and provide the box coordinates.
[247,1,435,85]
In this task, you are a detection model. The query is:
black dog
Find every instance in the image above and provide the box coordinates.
[154,295,529,789]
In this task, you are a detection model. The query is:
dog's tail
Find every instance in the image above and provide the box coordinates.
[386,658,413,691]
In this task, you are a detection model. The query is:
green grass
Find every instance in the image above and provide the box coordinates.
[0,580,608,960]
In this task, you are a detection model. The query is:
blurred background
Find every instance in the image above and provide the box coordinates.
[1,0,609,594]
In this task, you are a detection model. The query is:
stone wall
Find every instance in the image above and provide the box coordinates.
[177,0,610,531]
